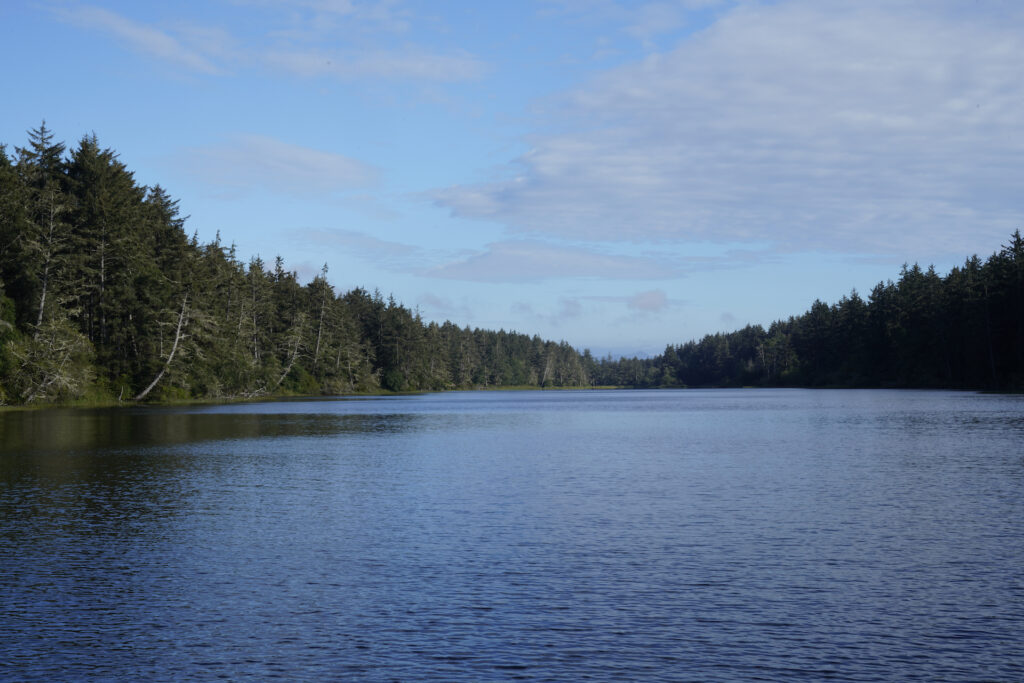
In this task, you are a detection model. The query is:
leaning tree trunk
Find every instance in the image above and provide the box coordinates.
[134,293,188,401]
[270,322,304,392]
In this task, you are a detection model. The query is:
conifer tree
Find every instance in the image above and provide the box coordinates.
[16,123,72,332]
[67,135,146,360]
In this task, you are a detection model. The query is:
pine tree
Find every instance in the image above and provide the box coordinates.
[15,123,73,333]
[67,134,146,361]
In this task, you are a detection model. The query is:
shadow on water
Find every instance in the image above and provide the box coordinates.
[0,403,425,544]
[0,404,423,456]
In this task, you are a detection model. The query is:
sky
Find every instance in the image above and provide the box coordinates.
[2,0,1022,357]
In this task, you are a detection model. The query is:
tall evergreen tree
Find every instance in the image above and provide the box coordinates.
[15,123,72,332]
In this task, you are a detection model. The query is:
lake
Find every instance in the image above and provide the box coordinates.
[2,389,1023,681]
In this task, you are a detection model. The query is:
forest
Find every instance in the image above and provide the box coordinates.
[1,124,1022,405]
[602,248,1024,391]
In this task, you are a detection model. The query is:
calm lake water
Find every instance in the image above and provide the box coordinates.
[2,389,1023,681]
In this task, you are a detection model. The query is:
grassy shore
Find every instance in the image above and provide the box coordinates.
[0,384,639,412]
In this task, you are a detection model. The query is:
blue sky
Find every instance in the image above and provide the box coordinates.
[2,0,1022,357]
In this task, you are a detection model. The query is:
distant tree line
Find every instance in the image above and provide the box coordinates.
[1,124,1021,404]
[591,236,1024,392]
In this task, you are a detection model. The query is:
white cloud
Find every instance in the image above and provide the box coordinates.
[436,0,1024,258]
[189,135,377,196]
[55,5,223,74]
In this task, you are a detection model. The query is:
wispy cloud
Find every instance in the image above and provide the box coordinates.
[264,48,487,81]
[424,240,682,282]
[437,0,1024,258]
[585,289,676,312]
[172,22,243,64]
[247,0,484,80]
[54,2,485,84]
[512,298,586,328]
[297,227,421,269]
[297,231,734,284]
[416,293,476,323]
[188,135,377,196]
[543,0,731,44]
[238,0,486,82]
[54,5,224,74]
[626,289,669,312]
[232,0,412,34]
[624,3,689,42]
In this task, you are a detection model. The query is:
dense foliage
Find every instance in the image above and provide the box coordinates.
[0,125,592,404]
[1,124,1021,404]
[592,237,1024,392]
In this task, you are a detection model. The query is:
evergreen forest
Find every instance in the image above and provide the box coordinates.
[1,124,1022,405]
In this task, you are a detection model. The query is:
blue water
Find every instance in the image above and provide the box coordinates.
[2,389,1023,680]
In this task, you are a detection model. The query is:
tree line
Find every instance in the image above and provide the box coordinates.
[592,237,1024,392]
[1,124,1021,404]
[0,124,595,404]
